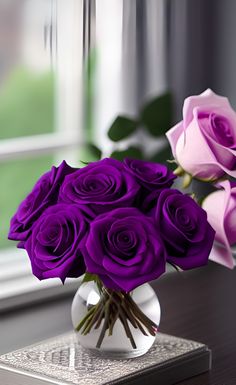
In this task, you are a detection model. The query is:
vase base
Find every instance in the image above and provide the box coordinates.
[82,345,150,359]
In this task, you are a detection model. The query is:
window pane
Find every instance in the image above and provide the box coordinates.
[0,0,55,140]
[0,155,53,250]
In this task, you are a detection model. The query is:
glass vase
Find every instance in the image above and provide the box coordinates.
[71,281,161,359]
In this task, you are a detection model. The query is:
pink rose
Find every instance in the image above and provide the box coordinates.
[166,89,236,180]
[202,180,236,269]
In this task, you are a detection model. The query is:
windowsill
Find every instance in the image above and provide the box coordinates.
[0,247,174,314]
[0,248,81,313]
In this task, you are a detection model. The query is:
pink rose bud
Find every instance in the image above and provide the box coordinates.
[202,180,236,269]
[166,89,236,181]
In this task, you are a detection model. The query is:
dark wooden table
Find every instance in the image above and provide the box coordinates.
[1,261,236,384]
[152,262,236,385]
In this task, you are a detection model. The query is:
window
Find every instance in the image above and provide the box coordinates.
[0,0,169,311]
[0,0,84,310]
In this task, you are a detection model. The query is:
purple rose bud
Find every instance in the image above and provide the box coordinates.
[8,161,77,242]
[24,204,92,282]
[83,207,166,292]
[124,158,176,191]
[59,158,140,214]
[154,189,215,269]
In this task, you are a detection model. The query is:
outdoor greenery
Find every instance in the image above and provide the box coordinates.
[0,68,54,249]
[0,68,54,139]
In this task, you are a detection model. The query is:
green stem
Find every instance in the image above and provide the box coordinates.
[76,305,97,332]
[96,296,112,348]
[75,283,158,350]
[83,301,104,335]
[124,305,148,336]
[121,303,138,330]
[119,310,137,349]
[126,295,158,331]
[94,307,105,329]
[108,302,120,336]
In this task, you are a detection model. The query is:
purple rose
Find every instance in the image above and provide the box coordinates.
[166,89,236,180]
[8,161,76,242]
[25,204,92,282]
[59,158,140,214]
[202,180,236,269]
[83,207,166,291]
[124,158,176,191]
[153,189,215,269]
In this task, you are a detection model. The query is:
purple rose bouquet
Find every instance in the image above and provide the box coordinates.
[9,156,215,349]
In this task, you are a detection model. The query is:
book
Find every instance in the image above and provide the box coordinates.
[0,331,211,385]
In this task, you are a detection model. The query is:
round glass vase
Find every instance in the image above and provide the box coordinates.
[71,281,161,359]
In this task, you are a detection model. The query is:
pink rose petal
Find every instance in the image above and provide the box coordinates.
[202,180,236,269]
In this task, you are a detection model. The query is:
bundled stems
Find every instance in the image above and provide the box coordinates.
[76,285,158,349]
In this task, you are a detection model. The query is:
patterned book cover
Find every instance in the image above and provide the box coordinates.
[0,332,211,385]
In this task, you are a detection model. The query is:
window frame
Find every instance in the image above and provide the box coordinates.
[0,133,81,161]
[0,0,84,311]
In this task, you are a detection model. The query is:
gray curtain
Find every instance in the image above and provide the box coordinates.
[122,0,167,115]
[167,0,236,117]
[83,0,236,128]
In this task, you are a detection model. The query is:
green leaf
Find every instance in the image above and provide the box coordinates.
[79,143,102,166]
[140,93,172,137]
[150,145,173,166]
[108,116,138,142]
[82,273,97,284]
[86,143,102,160]
[110,146,143,161]
[82,273,103,293]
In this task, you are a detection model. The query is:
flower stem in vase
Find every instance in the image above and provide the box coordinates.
[75,282,158,349]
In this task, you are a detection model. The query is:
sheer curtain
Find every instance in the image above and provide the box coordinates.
[88,0,236,141]
[89,0,168,154]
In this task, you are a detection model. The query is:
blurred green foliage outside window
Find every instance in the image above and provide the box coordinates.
[0,68,54,249]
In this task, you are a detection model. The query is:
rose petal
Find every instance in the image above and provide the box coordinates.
[82,207,166,291]
[175,115,224,179]
[202,180,235,268]
[183,89,232,127]
[166,122,184,159]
